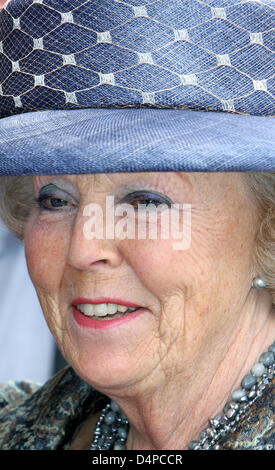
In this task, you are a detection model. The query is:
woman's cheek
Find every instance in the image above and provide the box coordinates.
[24,217,69,293]
[120,238,180,294]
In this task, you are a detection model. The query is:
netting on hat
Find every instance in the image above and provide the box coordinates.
[0,0,274,118]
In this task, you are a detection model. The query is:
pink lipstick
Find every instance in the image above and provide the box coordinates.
[71,297,145,330]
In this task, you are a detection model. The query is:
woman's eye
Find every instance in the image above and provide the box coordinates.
[131,199,163,208]
[120,191,172,209]
[36,183,77,212]
[37,196,72,211]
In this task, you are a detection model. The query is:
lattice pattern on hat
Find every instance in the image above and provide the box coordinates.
[0,0,274,118]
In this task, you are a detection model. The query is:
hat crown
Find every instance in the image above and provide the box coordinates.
[0,0,274,118]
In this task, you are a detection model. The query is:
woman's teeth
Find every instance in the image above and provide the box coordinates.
[76,303,139,318]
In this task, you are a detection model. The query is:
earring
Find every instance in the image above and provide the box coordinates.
[252,277,267,289]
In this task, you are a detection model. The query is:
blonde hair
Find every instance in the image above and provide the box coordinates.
[243,173,275,305]
[0,173,274,304]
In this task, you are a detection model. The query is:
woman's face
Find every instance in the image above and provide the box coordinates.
[25,173,258,394]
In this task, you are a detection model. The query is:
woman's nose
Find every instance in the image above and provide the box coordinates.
[66,212,123,271]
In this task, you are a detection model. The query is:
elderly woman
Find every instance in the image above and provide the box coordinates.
[0,171,274,450]
[0,0,274,451]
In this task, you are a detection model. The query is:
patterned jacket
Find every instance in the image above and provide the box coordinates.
[0,366,274,450]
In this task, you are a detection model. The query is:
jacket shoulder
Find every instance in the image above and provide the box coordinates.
[0,380,41,410]
[0,366,106,449]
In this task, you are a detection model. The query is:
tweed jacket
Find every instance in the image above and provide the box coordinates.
[0,366,274,450]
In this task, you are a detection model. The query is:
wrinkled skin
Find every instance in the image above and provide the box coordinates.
[24,172,275,449]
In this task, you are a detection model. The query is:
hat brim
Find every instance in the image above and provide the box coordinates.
[0,108,274,174]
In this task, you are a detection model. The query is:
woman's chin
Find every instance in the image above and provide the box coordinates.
[73,355,143,393]
[63,306,156,390]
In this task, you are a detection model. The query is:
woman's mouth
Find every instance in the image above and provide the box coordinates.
[75,303,140,321]
[71,298,145,329]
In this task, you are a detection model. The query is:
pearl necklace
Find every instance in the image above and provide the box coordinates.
[90,342,275,450]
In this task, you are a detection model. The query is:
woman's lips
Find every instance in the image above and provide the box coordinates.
[71,297,146,330]
[72,305,146,330]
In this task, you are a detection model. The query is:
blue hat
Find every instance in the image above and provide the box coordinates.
[0,0,274,174]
